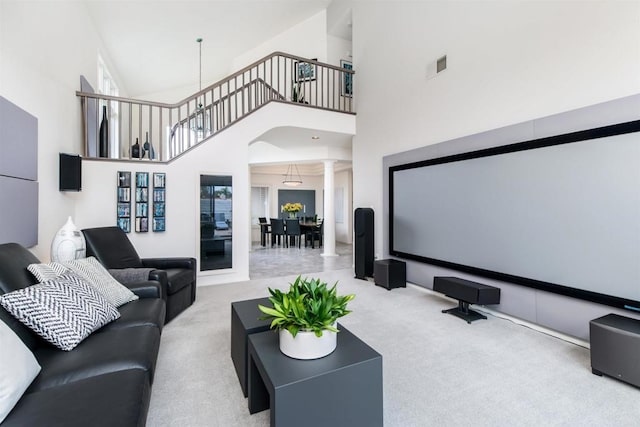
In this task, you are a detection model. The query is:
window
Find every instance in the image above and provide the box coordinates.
[98,55,120,158]
[251,186,269,224]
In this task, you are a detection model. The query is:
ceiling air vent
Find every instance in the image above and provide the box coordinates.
[436,55,447,73]
[427,54,448,80]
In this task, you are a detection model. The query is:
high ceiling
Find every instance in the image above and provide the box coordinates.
[85,0,331,97]
[84,0,353,175]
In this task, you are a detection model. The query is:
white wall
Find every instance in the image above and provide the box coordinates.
[0,0,124,260]
[232,10,328,70]
[328,35,352,69]
[351,0,640,260]
[77,102,355,284]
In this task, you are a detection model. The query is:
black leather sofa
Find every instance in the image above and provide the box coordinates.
[0,242,165,426]
[82,226,197,323]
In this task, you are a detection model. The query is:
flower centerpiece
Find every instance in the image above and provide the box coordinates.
[282,202,303,218]
[258,276,355,359]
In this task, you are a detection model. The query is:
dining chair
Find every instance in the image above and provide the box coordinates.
[270,218,286,247]
[305,220,324,248]
[285,219,302,248]
[258,217,271,246]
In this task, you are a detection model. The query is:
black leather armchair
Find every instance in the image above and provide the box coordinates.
[82,226,196,323]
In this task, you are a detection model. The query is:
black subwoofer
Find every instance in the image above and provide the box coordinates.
[590,314,640,388]
[354,207,374,280]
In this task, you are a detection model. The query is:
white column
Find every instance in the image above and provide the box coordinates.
[322,160,337,257]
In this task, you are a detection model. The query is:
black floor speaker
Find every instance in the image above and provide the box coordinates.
[354,208,374,279]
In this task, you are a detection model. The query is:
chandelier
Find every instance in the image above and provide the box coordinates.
[283,164,303,187]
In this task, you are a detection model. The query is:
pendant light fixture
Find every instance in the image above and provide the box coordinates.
[283,164,303,187]
[193,37,208,137]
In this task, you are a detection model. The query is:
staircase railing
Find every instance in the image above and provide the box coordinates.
[76,52,355,163]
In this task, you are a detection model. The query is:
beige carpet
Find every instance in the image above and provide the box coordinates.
[147,269,639,426]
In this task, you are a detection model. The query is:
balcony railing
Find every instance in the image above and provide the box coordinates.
[76,52,355,163]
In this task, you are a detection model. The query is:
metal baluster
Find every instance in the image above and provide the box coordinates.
[128,102,132,158]
[187,101,191,150]
[81,97,87,156]
[96,98,100,158]
[320,66,323,108]
[177,106,180,156]
[148,105,153,159]
[210,88,214,135]
[241,71,245,116]
[168,108,172,159]
[138,103,142,158]
[227,81,231,125]
[118,100,122,159]
[158,107,163,161]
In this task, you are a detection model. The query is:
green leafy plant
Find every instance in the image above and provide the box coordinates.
[258,276,355,338]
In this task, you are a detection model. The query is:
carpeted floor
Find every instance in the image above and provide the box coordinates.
[147,269,639,427]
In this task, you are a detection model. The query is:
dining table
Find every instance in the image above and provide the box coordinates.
[260,220,321,248]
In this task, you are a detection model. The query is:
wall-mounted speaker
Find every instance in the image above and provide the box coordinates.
[59,153,82,191]
[354,207,374,280]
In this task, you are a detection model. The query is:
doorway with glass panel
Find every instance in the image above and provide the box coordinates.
[200,175,232,271]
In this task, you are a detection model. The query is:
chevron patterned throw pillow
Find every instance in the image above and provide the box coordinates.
[0,273,120,351]
[28,257,139,308]
[63,257,139,307]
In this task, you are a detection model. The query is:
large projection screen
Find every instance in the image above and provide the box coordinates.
[390,121,640,311]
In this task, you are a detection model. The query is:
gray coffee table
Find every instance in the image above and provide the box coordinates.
[231,297,272,397]
[247,324,383,427]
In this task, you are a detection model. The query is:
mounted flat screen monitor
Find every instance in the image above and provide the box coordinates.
[389,120,640,312]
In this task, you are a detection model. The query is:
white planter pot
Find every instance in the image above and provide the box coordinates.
[279,327,337,360]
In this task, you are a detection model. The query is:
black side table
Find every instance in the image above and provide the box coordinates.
[374,259,406,290]
[248,324,383,427]
[231,297,272,396]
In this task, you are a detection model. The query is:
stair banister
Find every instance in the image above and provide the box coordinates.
[76,52,355,163]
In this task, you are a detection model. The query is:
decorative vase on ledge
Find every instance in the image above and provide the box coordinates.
[99,105,109,158]
[143,131,155,160]
[131,137,142,159]
[288,212,297,219]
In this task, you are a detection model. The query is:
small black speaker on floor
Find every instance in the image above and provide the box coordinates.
[59,153,82,191]
[354,207,374,280]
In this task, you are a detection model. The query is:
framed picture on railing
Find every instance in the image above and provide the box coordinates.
[294,60,316,82]
[340,60,353,97]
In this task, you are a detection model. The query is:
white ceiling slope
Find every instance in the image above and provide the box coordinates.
[85,0,331,97]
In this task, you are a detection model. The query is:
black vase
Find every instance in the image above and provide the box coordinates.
[131,138,142,159]
[143,131,155,160]
[99,105,109,158]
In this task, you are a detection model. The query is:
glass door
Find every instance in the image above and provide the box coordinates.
[200,175,232,271]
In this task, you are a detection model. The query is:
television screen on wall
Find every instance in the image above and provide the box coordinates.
[389,120,640,312]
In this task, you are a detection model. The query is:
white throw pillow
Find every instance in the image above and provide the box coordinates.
[63,257,139,307]
[29,257,139,308]
[0,320,41,423]
[0,273,120,351]
[27,261,69,282]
